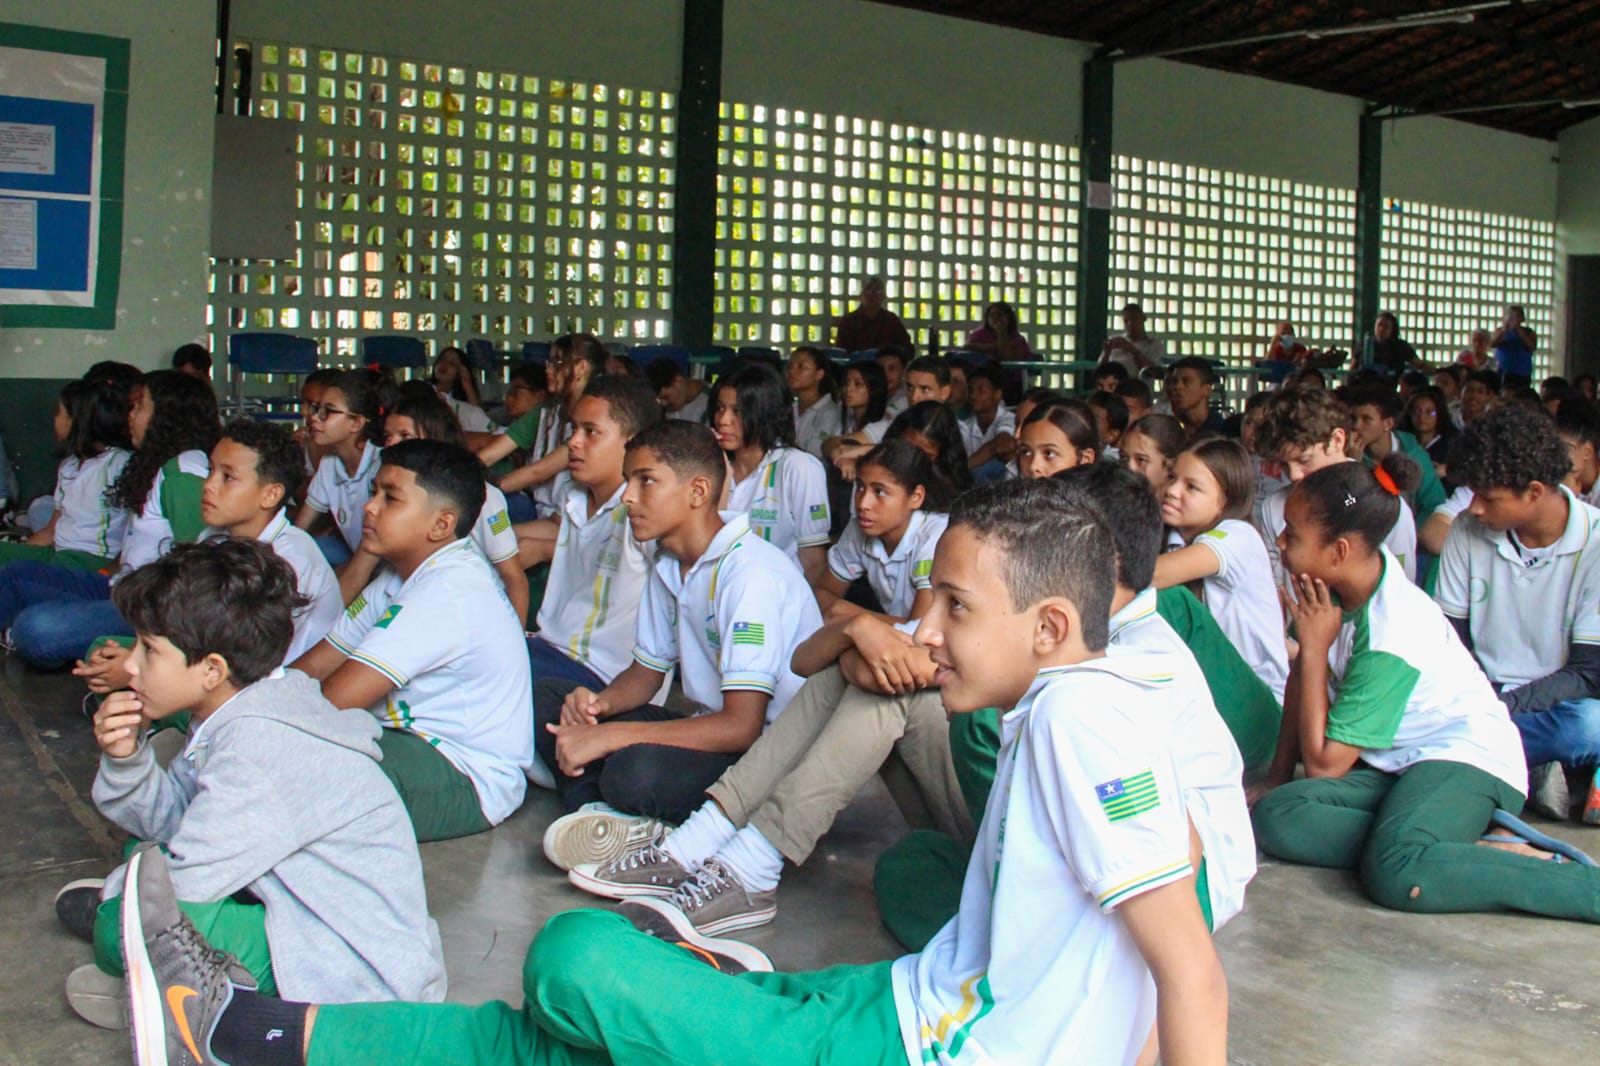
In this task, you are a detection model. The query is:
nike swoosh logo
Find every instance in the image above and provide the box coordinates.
[166,985,203,1060]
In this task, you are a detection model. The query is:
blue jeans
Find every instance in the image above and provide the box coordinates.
[313,533,353,568]
[526,636,606,786]
[0,562,128,669]
[1514,699,1600,769]
[972,458,1010,484]
[504,490,536,524]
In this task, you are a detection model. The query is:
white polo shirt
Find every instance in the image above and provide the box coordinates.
[1188,519,1290,702]
[1432,484,1474,521]
[1435,486,1600,689]
[1330,548,1526,793]
[827,510,947,619]
[1107,589,1257,928]
[445,395,494,434]
[1257,473,1417,585]
[959,403,1016,456]
[632,512,823,721]
[675,391,709,425]
[328,538,533,826]
[470,483,518,565]
[306,441,381,553]
[853,417,893,444]
[204,509,342,664]
[893,651,1239,1065]
[726,447,831,560]
[119,451,211,576]
[885,386,909,418]
[53,448,131,558]
[503,404,569,517]
[793,395,841,460]
[534,474,654,683]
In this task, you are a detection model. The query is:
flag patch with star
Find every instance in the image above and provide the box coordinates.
[731,621,766,647]
[374,605,404,629]
[488,509,511,535]
[1095,770,1159,822]
[809,503,828,522]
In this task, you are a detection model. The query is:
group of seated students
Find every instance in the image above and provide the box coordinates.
[9,335,1600,1066]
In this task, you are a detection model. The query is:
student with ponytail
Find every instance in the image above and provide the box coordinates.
[1252,459,1600,923]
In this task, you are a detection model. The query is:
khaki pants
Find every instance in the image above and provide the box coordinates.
[706,666,972,864]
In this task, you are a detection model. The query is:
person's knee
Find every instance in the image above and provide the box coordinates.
[1359,842,1432,912]
[1561,699,1600,761]
[11,606,81,669]
[527,909,625,991]
[601,747,670,816]
[1247,789,1305,860]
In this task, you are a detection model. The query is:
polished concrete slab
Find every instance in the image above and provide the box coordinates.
[1,656,1595,1064]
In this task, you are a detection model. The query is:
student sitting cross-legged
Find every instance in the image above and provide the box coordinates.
[1252,461,1600,920]
[56,539,445,1032]
[564,438,958,935]
[1434,404,1600,825]
[537,420,824,868]
[117,477,1234,1066]
[292,440,534,842]
[73,420,344,697]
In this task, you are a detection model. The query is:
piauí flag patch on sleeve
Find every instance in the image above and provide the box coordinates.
[488,509,511,535]
[913,559,933,580]
[1200,528,1228,540]
[1095,769,1160,822]
[374,605,404,629]
[731,621,766,647]
[809,503,829,522]
[346,593,368,619]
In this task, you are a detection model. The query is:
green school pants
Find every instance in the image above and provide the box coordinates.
[1253,760,1600,921]
[307,909,903,1066]
[377,728,493,843]
[93,894,276,996]
[0,543,114,571]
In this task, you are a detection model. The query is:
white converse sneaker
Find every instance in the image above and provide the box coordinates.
[542,802,665,871]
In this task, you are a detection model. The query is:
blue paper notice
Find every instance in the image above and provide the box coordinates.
[0,95,95,196]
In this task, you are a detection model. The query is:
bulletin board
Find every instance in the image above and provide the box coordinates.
[0,22,128,329]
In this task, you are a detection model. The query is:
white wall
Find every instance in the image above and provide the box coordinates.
[0,0,216,379]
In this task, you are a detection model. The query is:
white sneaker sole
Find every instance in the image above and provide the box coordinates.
[122,848,169,1066]
[65,964,127,1030]
[694,900,778,937]
[625,897,774,974]
[54,877,105,906]
[567,863,683,900]
[542,807,662,871]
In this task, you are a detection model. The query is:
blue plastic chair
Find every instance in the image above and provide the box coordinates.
[462,338,503,374]
[629,344,692,375]
[737,346,781,363]
[226,333,319,421]
[361,335,427,371]
[813,346,848,365]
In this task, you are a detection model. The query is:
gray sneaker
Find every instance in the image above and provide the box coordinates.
[65,964,127,1030]
[568,838,692,900]
[1528,761,1571,821]
[542,802,666,871]
[664,858,777,936]
[123,843,256,1066]
[619,897,773,975]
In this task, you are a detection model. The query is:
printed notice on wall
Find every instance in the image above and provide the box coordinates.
[0,121,55,175]
[0,197,38,270]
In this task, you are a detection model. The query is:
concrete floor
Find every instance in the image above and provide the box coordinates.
[2,657,1596,1065]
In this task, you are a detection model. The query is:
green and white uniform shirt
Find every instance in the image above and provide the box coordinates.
[1328,548,1526,793]
[52,448,131,559]
[1258,473,1417,585]
[1435,485,1600,689]
[117,450,210,577]
[892,651,1214,1066]
[632,512,823,722]
[793,394,841,460]
[469,483,518,566]
[725,446,831,562]
[306,440,381,553]
[329,538,534,825]
[1188,519,1290,702]
[203,509,342,664]
[534,473,654,683]
[826,510,947,620]
[1107,589,1257,928]
[503,403,568,517]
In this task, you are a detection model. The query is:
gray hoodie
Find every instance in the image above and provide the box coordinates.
[93,670,447,1004]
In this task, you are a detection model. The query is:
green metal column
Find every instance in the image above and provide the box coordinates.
[1075,56,1114,363]
[1354,109,1384,352]
[671,0,723,349]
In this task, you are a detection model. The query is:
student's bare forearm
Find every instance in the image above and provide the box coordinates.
[792,620,856,676]
[1153,959,1230,1066]
[500,446,567,494]
[1292,650,1342,776]
[1266,661,1305,784]
[596,662,668,717]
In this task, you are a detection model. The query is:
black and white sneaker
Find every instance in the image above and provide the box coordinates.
[123,843,256,1066]
[55,877,104,943]
[619,896,774,976]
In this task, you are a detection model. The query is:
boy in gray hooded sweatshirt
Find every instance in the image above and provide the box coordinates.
[58,537,446,1026]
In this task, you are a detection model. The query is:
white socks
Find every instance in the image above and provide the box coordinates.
[715,826,784,894]
[663,803,737,870]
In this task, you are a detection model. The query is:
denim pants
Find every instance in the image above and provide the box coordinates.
[1514,699,1600,768]
[0,562,128,669]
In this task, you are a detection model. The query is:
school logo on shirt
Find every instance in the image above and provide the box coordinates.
[750,508,779,523]
[731,621,766,647]
[1201,528,1227,540]
[375,605,404,629]
[913,559,933,581]
[1095,770,1160,822]
[488,509,511,535]
[809,503,828,522]
[346,593,368,619]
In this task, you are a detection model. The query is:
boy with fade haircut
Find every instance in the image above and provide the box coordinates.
[875,463,1269,952]
[537,420,824,868]
[1437,404,1600,825]
[1116,376,1154,423]
[61,539,444,1033]
[959,361,1017,482]
[646,356,709,423]
[1343,383,1448,524]
[292,439,534,842]
[73,420,344,697]
[120,479,1231,1066]
[903,355,953,406]
[1252,385,1417,584]
[525,376,664,778]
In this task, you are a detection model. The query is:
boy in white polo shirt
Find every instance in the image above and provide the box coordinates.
[538,421,824,868]
[293,439,534,842]
[121,478,1231,1066]
[1437,404,1600,825]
